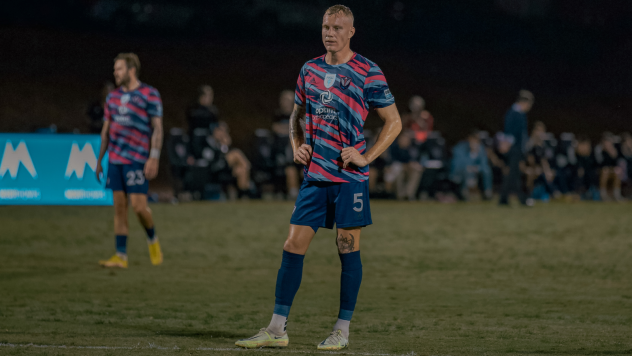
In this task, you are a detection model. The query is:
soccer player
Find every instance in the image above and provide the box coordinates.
[236,5,402,350]
[96,53,164,268]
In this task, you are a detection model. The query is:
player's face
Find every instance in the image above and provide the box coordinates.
[113,59,131,87]
[322,13,354,53]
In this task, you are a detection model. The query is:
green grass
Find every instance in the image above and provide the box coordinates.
[1,202,631,355]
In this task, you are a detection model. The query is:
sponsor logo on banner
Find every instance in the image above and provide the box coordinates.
[324,73,336,88]
[320,90,333,104]
[0,140,37,179]
[65,142,98,180]
[339,75,351,90]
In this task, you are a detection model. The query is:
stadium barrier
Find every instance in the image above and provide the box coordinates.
[0,134,112,205]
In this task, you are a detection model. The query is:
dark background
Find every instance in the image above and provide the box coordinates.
[2,0,631,149]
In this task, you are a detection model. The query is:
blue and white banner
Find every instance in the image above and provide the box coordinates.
[0,134,112,205]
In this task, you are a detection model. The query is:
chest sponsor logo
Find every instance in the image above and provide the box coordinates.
[324,73,336,88]
[118,94,130,114]
[320,90,333,104]
[339,75,351,90]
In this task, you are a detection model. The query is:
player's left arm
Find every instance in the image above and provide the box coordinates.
[144,116,163,180]
[342,104,402,169]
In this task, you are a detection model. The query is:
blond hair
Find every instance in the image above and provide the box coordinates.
[114,53,141,76]
[325,5,354,23]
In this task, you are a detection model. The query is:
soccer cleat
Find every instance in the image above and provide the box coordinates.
[148,240,163,266]
[99,254,128,268]
[317,330,349,351]
[235,328,289,349]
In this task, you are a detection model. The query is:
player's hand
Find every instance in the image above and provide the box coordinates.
[144,158,159,180]
[341,147,369,169]
[96,163,103,183]
[294,144,313,165]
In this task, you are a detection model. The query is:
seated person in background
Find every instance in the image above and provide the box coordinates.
[575,135,599,200]
[595,132,622,201]
[450,130,493,201]
[213,123,253,199]
[488,132,514,185]
[86,81,114,134]
[383,130,423,200]
[187,84,219,140]
[619,132,632,196]
[403,95,434,145]
[271,90,300,199]
[525,121,555,198]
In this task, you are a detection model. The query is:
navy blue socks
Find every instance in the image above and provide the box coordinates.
[268,250,304,335]
[145,227,156,243]
[115,235,127,255]
[336,251,362,338]
[274,250,305,317]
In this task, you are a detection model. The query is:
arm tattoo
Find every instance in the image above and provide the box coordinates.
[336,233,355,253]
[290,105,306,150]
[151,117,163,152]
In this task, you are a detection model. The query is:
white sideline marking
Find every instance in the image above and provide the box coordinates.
[0,342,417,355]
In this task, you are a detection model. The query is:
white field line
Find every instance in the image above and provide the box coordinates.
[0,343,418,356]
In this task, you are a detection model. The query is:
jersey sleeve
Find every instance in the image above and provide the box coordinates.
[146,88,163,118]
[104,94,113,122]
[364,65,395,109]
[294,64,307,106]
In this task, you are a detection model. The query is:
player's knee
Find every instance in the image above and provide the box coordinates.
[131,201,146,215]
[283,237,304,254]
[336,232,358,254]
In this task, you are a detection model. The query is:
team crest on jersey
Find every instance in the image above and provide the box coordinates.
[339,75,351,90]
[324,73,336,89]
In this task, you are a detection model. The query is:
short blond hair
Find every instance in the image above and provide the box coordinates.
[114,53,141,75]
[325,5,354,23]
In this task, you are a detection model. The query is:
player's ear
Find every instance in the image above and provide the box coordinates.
[348,26,355,39]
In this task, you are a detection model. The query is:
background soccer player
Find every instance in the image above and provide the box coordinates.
[236,5,402,350]
[96,53,164,268]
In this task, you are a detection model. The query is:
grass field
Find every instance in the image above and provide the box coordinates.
[1,202,632,355]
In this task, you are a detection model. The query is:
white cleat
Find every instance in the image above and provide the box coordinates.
[235,328,289,349]
[317,329,349,350]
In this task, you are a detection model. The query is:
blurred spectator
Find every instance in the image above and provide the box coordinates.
[554,133,578,199]
[487,132,514,186]
[574,135,599,200]
[86,81,114,134]
[186,84,219,140]
[383,130,423,200]
[620,132,632,195]
[418,131,448,200]
[595,132,622,201]
[450,130,492,201]
[525,121,556,200]
[499,89,533,206]
[403,95,434,145]
[271,90,300,199]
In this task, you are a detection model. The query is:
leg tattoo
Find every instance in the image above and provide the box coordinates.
[337,233,355,253]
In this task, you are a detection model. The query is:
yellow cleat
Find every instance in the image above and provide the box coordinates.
[99,254,128,268]
[235,328,289,349]
[148,240,163,266]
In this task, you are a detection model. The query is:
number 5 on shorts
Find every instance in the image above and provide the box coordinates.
[353,193,363,212]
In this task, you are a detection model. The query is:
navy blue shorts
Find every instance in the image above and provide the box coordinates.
[106,162,149,195]
[290,180,372,231]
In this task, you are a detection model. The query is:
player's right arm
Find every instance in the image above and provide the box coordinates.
[95,120,110,183]
[289,103,312,165]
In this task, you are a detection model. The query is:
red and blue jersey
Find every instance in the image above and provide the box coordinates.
[295,53,395,183]
[104,82,162,164]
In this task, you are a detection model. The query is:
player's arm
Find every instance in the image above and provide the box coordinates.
[144,116,163,180]
[95,120,110,183]
[290,103,312,165]
[342,103,402,169]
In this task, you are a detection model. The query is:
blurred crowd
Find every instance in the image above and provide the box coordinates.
[84,83,632,203]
